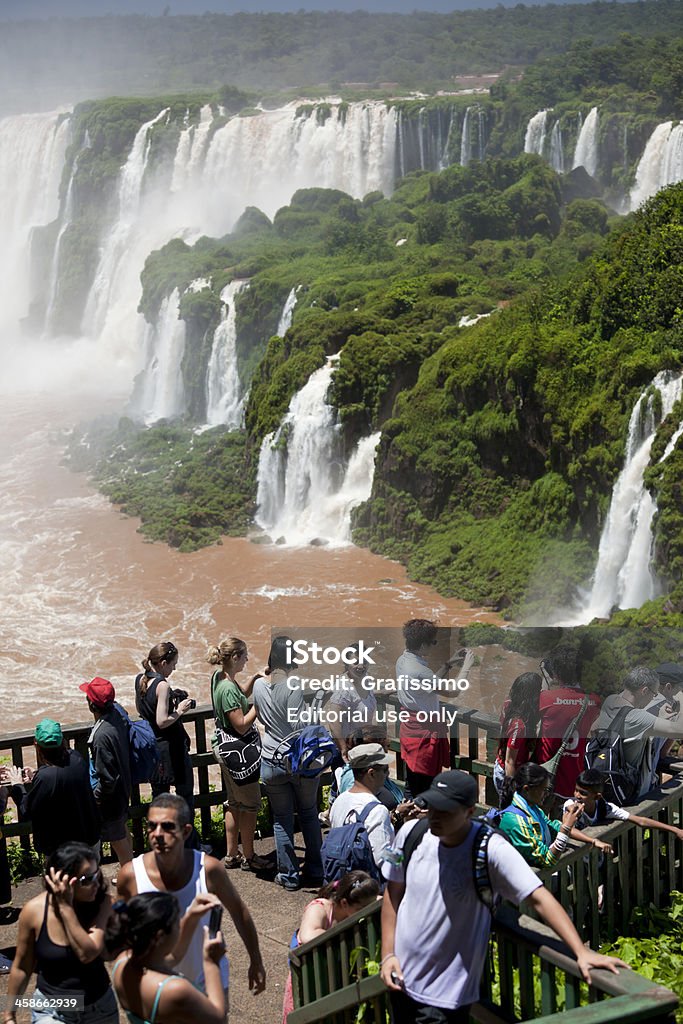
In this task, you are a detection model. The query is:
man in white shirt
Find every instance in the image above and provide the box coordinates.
[329,743,395,869]
[381,770,626,1024]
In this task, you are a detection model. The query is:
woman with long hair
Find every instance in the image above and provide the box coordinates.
[106,892,227,1024]
[252,636,323,891]
[135,642,196,812]
[207,637,269,872]
[493,672,542,797]
[4,842,117,1024]
[282,871,380,1021]
[498,763,612,868]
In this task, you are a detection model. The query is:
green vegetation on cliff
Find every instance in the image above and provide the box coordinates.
[65,419,254,552]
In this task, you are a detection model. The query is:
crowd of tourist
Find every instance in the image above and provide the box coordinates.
[0,622,680,1023]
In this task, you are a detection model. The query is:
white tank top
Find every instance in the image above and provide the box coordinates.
[132,851,229,990]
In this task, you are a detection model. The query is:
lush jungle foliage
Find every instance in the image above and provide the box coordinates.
[65,418,254,551]
[1,2,680,115]
[54,31,683,620]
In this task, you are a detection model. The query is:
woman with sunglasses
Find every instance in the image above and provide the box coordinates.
[497,764,611,868]
[4,842,118,1024]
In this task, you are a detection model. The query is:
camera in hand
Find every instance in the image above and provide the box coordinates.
[187,699,197,710]
[169,688,189,712]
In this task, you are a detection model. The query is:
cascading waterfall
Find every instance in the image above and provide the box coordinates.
[170,104,213,193]
[460,107,473,166]
[0,111,70,334]
[82,108,169,338]
[205,279,249,428]
[524,110,548,158]
[255,357,381,546]
[629,121,683,210]
[135,287,187,424]
[549,120,564,173]
[460,106,486,167]
[576,371,683,620]
[44,131,91,336]
[276,287,299,337]
[320,431,382,543]
[572,106,599,177]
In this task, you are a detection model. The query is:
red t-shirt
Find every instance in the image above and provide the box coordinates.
[496,712,535,769]
[536,687,601,798]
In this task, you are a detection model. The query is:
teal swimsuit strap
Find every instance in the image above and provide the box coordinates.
[150,974,178,1024]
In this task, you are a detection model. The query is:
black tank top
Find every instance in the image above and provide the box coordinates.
[35,896,111,1004]
[136,674,186,747]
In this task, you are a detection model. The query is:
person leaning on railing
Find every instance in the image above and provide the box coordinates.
[380,770,627,1024]
[497,764,614,869]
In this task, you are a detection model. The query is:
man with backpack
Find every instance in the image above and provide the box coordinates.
[590,665,683,804]
[326,743,395,879]
[380,769,626,1024]
[80,676,133,865]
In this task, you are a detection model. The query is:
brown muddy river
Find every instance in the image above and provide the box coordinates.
[0,395,500,735]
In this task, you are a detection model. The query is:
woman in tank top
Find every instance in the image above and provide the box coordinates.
[106,892,226,1024]
[4,842,117,1024]
[281,871,380,1022]
[135,642,196,809]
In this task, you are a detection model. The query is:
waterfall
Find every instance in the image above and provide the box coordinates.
[81,108,169,338]
[549,120,564,173]
[629,122,683,210]
[577,371,683,620]
[255,357,379,546]
[44,131,91,336]
[170,104,213,193]
[0,111,70,334]
[322,431,382,542]
[460,107,473,166]
[572,107,599,177]
[205,279,249,428]
[524,110,548,157]
[136,288,187,424]
[276,287,299,336]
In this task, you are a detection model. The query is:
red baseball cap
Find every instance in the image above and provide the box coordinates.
[80,677,115,708]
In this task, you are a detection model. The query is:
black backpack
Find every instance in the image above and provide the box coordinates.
[402,818,500,911]
[584,706,642,806]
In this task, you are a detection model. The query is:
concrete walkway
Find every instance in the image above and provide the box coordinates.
[0,836,317,1024]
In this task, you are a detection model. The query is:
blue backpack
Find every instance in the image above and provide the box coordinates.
[272,725,338,778]
[321,800,383,884]
[114,702,160,786]
[483,805,527,828]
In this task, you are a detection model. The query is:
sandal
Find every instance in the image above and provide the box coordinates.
[224,854,243,869]
[241,853,271,872]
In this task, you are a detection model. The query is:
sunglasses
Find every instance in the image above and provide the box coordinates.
[76,869,101,887]
[145,819,179,834]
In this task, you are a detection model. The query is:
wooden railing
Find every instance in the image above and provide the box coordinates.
[0,693,502,857]
[287,899,679,1024]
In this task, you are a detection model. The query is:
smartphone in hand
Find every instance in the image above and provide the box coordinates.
[208,905,223,939]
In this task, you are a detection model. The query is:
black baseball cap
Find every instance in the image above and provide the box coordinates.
[417,770,478,811]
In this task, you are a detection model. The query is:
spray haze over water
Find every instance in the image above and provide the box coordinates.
[0,101,492,734]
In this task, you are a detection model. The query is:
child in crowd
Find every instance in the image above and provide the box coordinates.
[565,769,683,839]
[282,871,380,1022]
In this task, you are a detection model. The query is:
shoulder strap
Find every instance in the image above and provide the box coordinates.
[150,975,178,1024]
[357,800,382,825]
[402,817,430,873]
[609,705,632,734]
[472,822,496,910]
